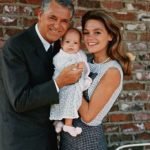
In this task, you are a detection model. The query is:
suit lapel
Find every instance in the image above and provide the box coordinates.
[27,25,49,65]
[27,25,61,66]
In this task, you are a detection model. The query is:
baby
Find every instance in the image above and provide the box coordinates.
[49,28,92,137]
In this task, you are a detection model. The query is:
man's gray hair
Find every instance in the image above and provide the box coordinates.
[41,0,74,17]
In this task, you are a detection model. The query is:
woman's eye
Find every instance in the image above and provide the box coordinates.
[95,32,101,35]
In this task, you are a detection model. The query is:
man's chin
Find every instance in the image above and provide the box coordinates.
[47,37,61,43]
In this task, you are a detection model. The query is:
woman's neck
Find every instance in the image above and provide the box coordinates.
[93,56,110,64]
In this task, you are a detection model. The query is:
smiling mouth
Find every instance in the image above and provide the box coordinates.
[50,29,60,34]
[88,42,97,46]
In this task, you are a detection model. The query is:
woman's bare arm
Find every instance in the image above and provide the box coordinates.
[79,68,121,123]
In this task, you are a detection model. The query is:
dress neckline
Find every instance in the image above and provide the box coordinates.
[92,57,111,64]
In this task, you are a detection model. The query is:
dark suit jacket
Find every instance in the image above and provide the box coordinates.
[0,25,60,150]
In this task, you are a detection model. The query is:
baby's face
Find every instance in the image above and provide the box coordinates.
[62,31,80,54]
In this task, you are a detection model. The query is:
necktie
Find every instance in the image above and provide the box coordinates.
[46,44,53,59]
[46,45,55,74]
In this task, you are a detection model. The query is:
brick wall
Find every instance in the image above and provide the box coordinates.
[0,0,150,149]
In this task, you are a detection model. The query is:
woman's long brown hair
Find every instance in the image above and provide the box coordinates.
[82,10,132,75]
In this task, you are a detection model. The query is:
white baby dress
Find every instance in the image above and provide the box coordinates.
[49,49,92,120]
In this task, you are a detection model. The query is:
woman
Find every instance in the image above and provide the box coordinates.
[60,10,132,150]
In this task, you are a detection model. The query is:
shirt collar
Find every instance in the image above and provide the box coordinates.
[35,24,53,51]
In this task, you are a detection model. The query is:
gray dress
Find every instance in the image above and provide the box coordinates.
[60,119,107,150]
[59,60,123,150]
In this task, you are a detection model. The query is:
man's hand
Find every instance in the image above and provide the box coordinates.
[55,62,84,89]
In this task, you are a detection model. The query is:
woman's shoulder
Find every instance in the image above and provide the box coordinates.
[98,61,123,85]
[88,60,123,79]
[106,60,123,74]
[103,67,121,83]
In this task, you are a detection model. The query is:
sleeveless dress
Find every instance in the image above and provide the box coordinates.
[50,49,92,120]
[60,60,123,150]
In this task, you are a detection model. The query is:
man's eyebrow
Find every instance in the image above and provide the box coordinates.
[62,18,70,21]
[48,15,70,21]
[48,15,56,17]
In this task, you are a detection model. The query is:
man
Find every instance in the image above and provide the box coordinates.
[0,0,83,150]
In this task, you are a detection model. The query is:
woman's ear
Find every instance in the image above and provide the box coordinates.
[108,34,113,42]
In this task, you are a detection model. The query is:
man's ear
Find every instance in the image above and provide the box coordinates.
[37,9,43,21]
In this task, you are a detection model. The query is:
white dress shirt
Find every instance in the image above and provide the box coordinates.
[35,24,59,92]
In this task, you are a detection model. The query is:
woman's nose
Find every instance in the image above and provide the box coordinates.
[85,34,95,41]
